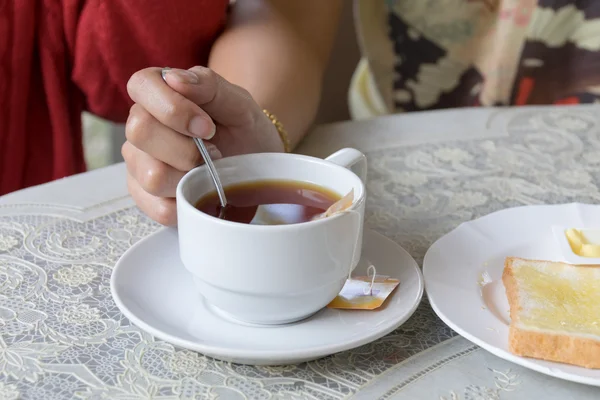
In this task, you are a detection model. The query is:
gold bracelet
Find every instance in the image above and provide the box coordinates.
[263,109,291,153]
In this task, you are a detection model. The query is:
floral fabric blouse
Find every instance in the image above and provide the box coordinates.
[349,0,600,119]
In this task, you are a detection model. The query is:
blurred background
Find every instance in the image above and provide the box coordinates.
[83,1,359,170]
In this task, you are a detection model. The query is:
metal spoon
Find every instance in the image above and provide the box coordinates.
[161,67,228,215]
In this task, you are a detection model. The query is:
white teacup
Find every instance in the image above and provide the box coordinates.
[176,148,367,325]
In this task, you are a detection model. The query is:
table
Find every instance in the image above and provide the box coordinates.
[2,105,600,399]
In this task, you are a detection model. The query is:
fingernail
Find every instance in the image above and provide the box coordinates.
[208,145,223,160]
[189,116,216,139]
[166,69,198,84]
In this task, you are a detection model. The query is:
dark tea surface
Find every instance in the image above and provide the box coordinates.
[195,180,341,225]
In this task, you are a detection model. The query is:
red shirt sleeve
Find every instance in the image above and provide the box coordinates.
[66,0,229,122]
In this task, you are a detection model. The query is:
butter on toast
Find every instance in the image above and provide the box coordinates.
[503,257,600,368]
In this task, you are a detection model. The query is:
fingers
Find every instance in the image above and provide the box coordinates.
[122,141,186,198]
[127,171,177,226]
[122,139,223,197]
[126,104,222,172]
[123,136,223,225]
[127,67,216,139]
[163,66,256,127]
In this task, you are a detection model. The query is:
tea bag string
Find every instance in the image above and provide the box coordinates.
[340,208,363,281]
[364,264,377,295]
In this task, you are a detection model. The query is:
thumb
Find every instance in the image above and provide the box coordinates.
[163,67,256,128]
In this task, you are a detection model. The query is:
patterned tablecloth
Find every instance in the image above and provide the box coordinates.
[1,105,600,399]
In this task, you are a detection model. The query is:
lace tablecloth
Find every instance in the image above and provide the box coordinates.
[1,105,598,399]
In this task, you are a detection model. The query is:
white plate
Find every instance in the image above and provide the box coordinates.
[424,203,600,386]
[111,228,423,365]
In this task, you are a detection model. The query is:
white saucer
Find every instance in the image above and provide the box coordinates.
[424,203,600,386]
[111,228,423,365]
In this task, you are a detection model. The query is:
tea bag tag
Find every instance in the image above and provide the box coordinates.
[327,262,400,310]
[311,189,354,221]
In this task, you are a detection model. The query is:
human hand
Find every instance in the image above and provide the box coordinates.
[122,67,284,226]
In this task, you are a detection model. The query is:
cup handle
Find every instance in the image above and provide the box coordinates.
[325,148,367,183]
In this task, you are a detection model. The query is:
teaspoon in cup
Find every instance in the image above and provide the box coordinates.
[161,67,229,216]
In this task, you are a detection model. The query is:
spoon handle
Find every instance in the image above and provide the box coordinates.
[193,138,228,207]
[161,67,228,209]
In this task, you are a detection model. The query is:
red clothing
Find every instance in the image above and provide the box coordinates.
[0,0,228,195]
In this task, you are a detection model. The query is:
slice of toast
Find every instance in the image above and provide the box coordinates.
[503,257,600,368]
